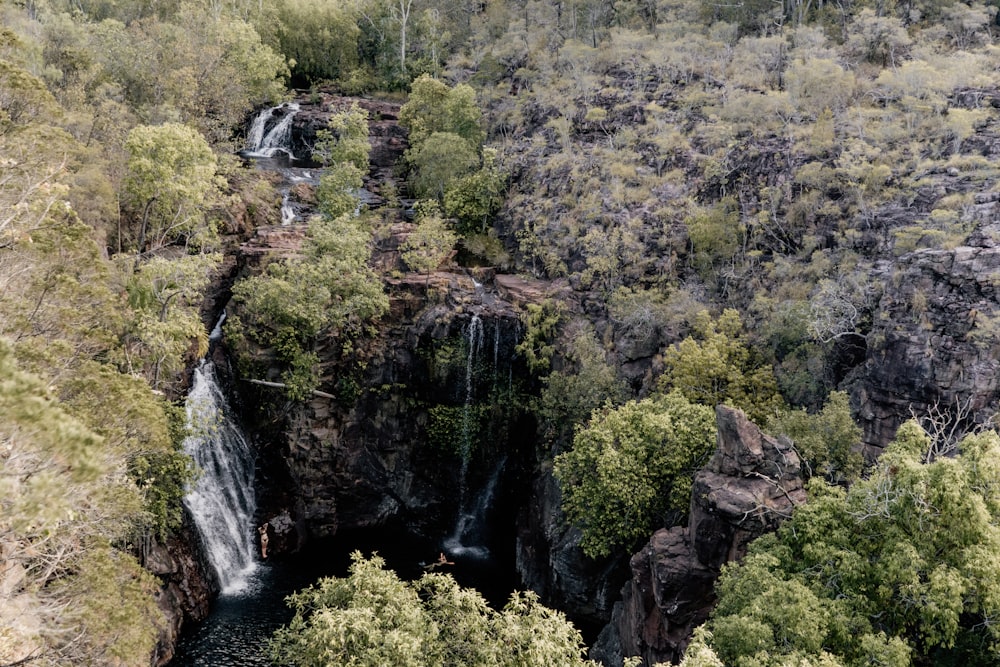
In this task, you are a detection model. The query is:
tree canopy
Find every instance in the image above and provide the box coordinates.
[684,421,1000,667]
[554,391,717,558]
[269,552,600,667]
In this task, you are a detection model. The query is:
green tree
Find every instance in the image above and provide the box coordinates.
[0,341,163,666]
[537,327,628,446]
[121,122,222,258]
[443,147,506,235]
[120,252,222,389]
[400,204,457,273]
[767,391,862,483]
[658,309,783,424]
[553,391,716,558]
[270,0,359,84]
[697,421,1000,666]
[313,102,370,170]
[269,551,599,667]
[316,161,366,219]
[515,299,566,374]
[314,103,372,219]
[407,130,480,199]
[399,73,483,148]
[230,213,389,400]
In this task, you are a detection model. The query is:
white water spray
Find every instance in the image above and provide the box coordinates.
[182,359,258,594]
[244,103,300,158]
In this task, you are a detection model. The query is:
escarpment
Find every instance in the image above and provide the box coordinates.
[220,83,1000,665]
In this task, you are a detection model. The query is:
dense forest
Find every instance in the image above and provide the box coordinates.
[2,0,1000,664]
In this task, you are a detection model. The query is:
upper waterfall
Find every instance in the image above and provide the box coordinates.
[244,102,300,159]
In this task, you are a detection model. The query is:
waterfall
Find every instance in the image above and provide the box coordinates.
[182,359,258,594]
[245,106,274,154]
[443,314,502,560]
[443,457,506,560]
[460,315,484,461]
[244,102,300,158]
[280,192,296,225]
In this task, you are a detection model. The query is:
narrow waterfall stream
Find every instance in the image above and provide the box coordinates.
[241,102,317,226]
[182,360,258,593]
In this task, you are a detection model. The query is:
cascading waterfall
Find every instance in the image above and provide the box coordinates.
[280,192,295,226]
[460,314,484,461]
[443,457,506,560]
[182,355,258,594]
[244,102,300,159]
[444,314,499,559]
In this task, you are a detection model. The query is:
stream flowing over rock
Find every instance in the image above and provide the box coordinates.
[592,406,806,666]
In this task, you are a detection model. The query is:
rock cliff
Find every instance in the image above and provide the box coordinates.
[593,406,806,666]
[858,215,1000,453]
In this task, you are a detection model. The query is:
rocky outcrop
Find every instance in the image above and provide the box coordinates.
[857,216,1000,452]
[151,522,217,665]
[592,406,806,666]
[290,93,408,200]
[516,471,631,634]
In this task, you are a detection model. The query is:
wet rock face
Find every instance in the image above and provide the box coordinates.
[594,406,806,666]
[152,522,217,666]
[246,271,541,549]
[858,219,1000,452]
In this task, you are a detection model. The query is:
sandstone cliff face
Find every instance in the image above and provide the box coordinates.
[151,522,217,665]
[593,406,806,666]
[858,216,1000,452]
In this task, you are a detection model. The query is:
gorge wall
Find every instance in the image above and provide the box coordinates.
[184,88,1000,665]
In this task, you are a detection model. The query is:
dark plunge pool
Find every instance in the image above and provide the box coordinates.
[170,528,521,666]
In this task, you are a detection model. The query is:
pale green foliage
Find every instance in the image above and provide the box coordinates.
[317,162,365,219]
[400,74,486,201]
[678,628,726,667]
[785,58,856,116]
[0,341,162,665]
[400,206,457,273]
[231,213,388,400]
[537,326,628,446]
[121,253,222,389]
[767,391,862,482]
[702,421,1000,666]
[314,103,370,170]
[685,197,743,274]
[315,103,372,219]
[0,58,57,133]
[515,300,566,373]
[399,74,484,148]
[443,147,507,235]
[408,131,480,199]
[553,391,716,558]
[122,123,222,255]
[659,309,783,424]
[843,9,911,68]
[270,552,598,667]
[91,6,287,145]
[271,0,359,82]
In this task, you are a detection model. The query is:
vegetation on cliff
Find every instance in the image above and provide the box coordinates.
[4,0,1000,663]
[0,0,287,661]
[681,422,1000,667]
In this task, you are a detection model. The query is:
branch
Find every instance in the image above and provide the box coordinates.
[243,378,337,400]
